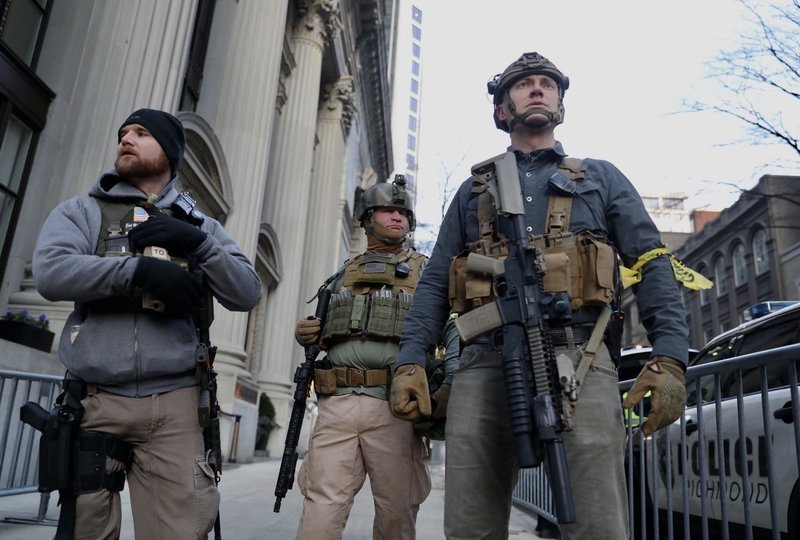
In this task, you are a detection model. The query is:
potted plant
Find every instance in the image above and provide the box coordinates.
[0,309,55,353]
[255,393,280,453]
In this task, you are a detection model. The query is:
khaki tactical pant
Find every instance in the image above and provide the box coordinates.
[444,343,628,540]
[296,393,431,540]
[74,386,219,540]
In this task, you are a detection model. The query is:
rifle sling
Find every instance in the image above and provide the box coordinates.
[574,306,612,391]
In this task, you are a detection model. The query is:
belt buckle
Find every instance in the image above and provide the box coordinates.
[346,368,364,387]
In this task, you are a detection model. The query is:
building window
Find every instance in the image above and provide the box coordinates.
[412,6,422,23]
[663,197,684,210]
[642,197,659,209]
[0,0,54,276]
[410,96,418,112]
[412,25,421,40]
[412,43,420,58]
[714,257,728,297]
[412,61,420,76]
[407,134,416,151]
[180,0,217,112]
[752,229,769,275]
[410,78,419,94]
[0,113,33,254]
[408,115,417,132]
[406,154,415,169]
[732,243,747,287]
[0,0,50,67]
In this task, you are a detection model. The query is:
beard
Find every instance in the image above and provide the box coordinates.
[115,152,170,179]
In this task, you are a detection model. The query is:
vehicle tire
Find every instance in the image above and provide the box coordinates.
[789,481,800,540]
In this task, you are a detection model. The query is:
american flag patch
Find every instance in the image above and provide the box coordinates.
[133,207,150,222]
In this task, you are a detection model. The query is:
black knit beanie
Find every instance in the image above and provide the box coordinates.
[118,108,185,178]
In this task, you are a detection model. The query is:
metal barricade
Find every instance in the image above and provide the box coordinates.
[0,369,61,525]
[512,344,800,539]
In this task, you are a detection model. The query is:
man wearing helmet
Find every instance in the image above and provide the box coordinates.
[390,52,690,539]
[293,175,456,539]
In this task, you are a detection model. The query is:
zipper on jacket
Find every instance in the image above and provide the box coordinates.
[134,313,141,397]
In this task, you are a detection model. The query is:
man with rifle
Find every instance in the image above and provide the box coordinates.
[390,52,693,539]
[288,176,457,540]
[31,108,261,539]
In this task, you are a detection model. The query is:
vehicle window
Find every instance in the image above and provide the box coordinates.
[688,339,737,406]
[720,318,800,398]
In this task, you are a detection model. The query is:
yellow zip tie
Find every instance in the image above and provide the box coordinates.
[621,247,713,291]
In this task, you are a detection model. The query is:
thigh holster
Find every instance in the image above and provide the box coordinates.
[75,429,133,494]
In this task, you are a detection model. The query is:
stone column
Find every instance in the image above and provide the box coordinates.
[300,76,355,296]
[195,1,287,376]
[185,1,289,461]
[258,0,339,389]
[13,0,197,347]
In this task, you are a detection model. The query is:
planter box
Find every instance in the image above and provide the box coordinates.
[0,320,55,353]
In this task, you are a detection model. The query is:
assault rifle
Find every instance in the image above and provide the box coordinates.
[454,152,576,524]
[274,286,332,512]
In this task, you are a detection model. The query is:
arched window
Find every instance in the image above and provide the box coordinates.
[732,243,748,287]
[714,257,728,297]
[752,229,769,275]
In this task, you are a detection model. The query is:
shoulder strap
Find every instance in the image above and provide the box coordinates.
[546,157,585,234]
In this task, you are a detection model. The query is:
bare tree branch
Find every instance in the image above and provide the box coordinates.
[683,0,800,160]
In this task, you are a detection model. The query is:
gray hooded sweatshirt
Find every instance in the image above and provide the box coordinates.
[33,172,261,397]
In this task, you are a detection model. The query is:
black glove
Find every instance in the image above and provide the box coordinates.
[132,257,204,315]
[128,214,207,256]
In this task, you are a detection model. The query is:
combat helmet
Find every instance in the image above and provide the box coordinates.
[488,52,569,132]
[355,174,416,231]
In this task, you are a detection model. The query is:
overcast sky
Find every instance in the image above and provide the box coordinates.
[411,0,800,243]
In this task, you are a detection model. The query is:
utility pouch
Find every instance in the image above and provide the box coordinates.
[448,256,494,315]
[576,236,615,307]
[314,368,338,395]
[542,251,570,294]
[394,291,413,336]
[365,290,395,338]
[321,290,355,342]
[537,234,616,310]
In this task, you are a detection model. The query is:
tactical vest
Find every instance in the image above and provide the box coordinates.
[92,200,187,313]
[320,250,426,346]
[449,156,617,316]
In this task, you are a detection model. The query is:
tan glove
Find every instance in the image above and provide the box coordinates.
[390,364,431,421]
[294,317,321,346]
[622,356,686,436]
[431,383,451,420]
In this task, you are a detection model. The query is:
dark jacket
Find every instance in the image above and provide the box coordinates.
[396,142,689,368]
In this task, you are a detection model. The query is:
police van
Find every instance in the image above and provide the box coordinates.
[645,301,800,538]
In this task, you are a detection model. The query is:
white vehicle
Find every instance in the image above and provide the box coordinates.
[646,302,800,538]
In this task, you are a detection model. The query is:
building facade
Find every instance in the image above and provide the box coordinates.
[676,175,800,348]
[0,0,396,461]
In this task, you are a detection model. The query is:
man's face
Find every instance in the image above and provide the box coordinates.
[369,207,410,240]
[115,124,169,178]
[496,73,564,130]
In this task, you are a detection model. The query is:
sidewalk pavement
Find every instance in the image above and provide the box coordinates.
[0,458,546,539]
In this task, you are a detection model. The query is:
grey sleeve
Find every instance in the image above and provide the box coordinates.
[192,218,262,312]
[33,197,139,302]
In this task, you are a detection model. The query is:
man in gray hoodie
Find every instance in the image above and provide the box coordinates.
[33,108,261,539]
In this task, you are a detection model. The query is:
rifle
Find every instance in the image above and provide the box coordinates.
[274,286,332,512]
[454,151,576,524]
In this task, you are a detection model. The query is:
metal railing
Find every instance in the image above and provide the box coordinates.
[0,369,62,525]
[512,343,800,539]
